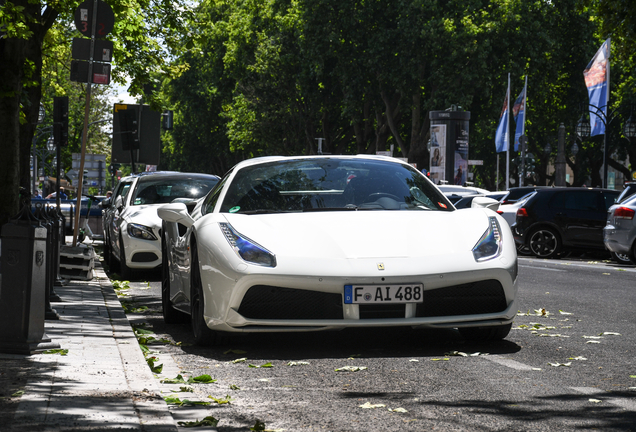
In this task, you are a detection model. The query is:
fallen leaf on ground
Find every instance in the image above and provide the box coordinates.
[232,357,247,363]
[589,399,602,403]
[335,366,367,372]
[359,402,386,409]
[548,362,572,367]
[601,332,621,336]
[559,310,573,315]
[42,349,68,356]
[389,407,408,413]
[568,356,587,361]
[287,361,309,366]
[586,341,601,344]
[249,362,273,368]
[229,384,240,390]
[583,336,603,339]
[409,359,419,362]
[431,358,450,361]
[208,394,233,404]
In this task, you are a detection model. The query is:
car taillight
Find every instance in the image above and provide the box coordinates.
[496,210,503,215]
[516,207,528,217]
[614,207,635,220]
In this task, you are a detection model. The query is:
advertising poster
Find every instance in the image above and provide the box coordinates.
[454,123,469,185]
[429,124,446,185]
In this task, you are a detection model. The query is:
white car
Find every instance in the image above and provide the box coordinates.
[103,172,220,279]
[158,155,519,345]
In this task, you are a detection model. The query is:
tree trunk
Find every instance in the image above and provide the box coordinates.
[0,36,28,226]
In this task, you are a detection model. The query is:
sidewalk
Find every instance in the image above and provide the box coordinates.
[0,263,179,431]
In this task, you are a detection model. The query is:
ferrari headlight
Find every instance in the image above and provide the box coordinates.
[219,223,276,267]
[127,223,158,240]
[472,216,503,262]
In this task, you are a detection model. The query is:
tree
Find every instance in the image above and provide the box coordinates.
[0,0,195,226]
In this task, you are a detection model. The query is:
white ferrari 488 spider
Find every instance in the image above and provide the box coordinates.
[158,155,518,345]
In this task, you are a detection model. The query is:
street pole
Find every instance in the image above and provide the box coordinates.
[555,123,566,186]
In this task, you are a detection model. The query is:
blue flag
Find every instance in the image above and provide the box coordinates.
[495,78,510,153]
[584,39,610,136]
[512,77,527,152]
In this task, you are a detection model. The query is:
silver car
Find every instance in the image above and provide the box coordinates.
[603,194,636,265]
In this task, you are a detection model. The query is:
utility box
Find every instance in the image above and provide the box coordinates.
[0,222,49,354]
[429,107,471,185]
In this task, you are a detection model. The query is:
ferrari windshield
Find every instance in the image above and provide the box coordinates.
[132,176,218,205]
[219,158,452,213]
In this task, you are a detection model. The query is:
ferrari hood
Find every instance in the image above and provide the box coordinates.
[222,209,494,260]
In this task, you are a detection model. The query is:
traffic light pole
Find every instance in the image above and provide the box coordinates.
[72,0,99,246]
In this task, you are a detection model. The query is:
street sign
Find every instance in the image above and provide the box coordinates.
[72,38,113,62]
[70,61,111,84]
[74,0,115,38]
[468,160,483,165]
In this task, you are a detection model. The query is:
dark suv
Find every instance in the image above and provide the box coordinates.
[513,187,620,258]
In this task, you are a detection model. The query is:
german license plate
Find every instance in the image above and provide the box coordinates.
[344,284,423,304]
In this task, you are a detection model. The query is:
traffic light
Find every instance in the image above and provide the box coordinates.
[162,110,173,130]
[53,96,69,147]
[117,107,140,150]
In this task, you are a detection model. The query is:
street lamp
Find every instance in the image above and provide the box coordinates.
[576,114,591,139]
[571,141,579,157]
[38,103,46,124]
[47,136,55,152]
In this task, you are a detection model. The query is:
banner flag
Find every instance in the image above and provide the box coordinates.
[495,76,510,153]
[513,76,528,152]
[583,38,610,136]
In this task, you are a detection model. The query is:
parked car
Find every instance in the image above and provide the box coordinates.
[438,185,492,204]
[158,155,519,345]
[512,187,620,259]
[102,172,220,279]
[453,192,506,209]
[616,181,636,204]
[495,192,537,256]
[500,186,555,205]
[603,193,636,264]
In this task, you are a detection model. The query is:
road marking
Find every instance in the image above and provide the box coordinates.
[519,265,565,272]
[571,386,636,411]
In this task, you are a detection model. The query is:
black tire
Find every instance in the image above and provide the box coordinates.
[162,235,188,324]
[611,251,633,266]
[631,241,636,265]
[528,227,561,259]
[190,242,217,345]
[516,243,532,256]
[119,234,133,280]
[458,323,512,341]
[103,234,111,267]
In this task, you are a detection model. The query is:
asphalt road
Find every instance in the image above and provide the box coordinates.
[117,256,636,431]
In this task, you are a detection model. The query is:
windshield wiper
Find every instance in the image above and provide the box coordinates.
[302,206,359,212]
[239,209,293,215]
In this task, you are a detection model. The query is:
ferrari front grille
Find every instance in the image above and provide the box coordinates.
[238,285,343,320]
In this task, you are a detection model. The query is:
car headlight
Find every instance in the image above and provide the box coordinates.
[219,223,277,267]
[472,216,503,262]
[127,223,158,240]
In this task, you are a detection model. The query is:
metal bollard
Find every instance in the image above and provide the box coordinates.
[48,206,66,295]
[34,204,60,321]
[0,199,60,354]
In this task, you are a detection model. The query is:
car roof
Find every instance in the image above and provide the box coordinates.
[229,154,412,171]
[136,172,220,183]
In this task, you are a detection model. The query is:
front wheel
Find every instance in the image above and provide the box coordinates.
[162,236,188,324]
[190,242,218,346]
[458,323,512,341]
[528,227,561,259]
[119,235,133,280]
[611,251,633,266]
